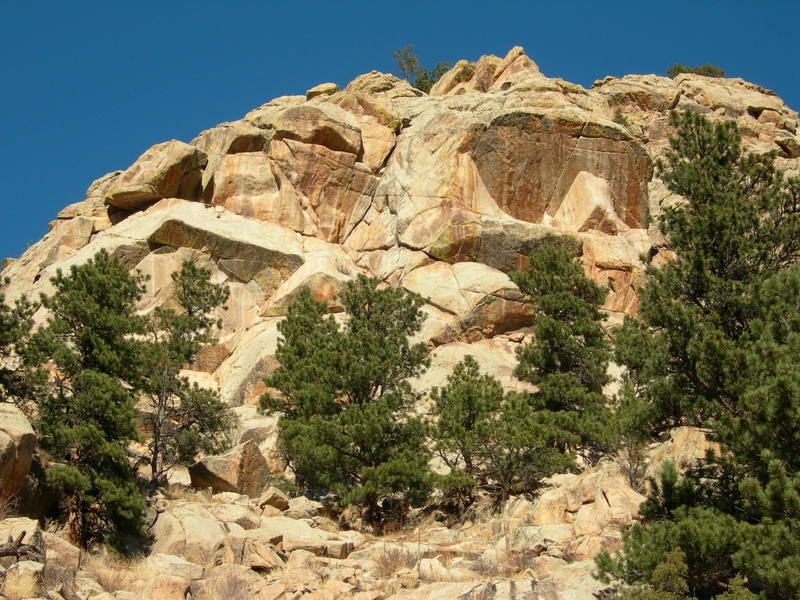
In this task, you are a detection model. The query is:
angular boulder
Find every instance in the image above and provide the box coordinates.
[258,516,354,558]
[105,140,208,210]
[150,503,231,565]
[189,440,269,498]
[212,529,285,571]
[306,82,339,100]
[0,404,35,499]
[258,486,290,511]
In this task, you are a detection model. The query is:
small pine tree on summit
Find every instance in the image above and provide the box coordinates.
[667,63,726,78]
[392,44,451,93]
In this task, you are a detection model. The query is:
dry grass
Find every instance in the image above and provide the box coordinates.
[473,548,537,578]
[162,484,212,503]
[0,487,19,520]
[202,571,257,600]
[41,561,76,591]
[373,544,419,578]
[80,551,139,593]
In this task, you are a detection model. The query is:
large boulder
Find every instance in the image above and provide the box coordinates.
[105,140,208,210]
[530,462,646,531]
[0,404,35,499]
[402,262,531,339]
[258,486,290,511]
[258,516,356,558]
[212,529,285,571]
[150,502,231,564]
[191,121,271,189]
[6,199,306,309]
[189,440,270,498]
[593,74,681,112]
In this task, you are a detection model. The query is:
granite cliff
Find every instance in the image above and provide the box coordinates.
[0,47,796,599]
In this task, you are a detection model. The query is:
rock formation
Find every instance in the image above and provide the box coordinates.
[2,46,799,599]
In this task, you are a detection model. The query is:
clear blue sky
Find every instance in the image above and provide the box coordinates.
[1,0,798,260]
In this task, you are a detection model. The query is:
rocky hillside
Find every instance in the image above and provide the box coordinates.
[0,46,797,599]
[5,47,799,407]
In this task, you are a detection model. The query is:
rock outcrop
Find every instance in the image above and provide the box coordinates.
[3,46,800,600]
[0,405,35,499]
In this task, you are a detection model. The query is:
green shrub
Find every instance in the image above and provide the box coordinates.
[613,108,631,127]
[428,356,573,509]
[666,63,726,78]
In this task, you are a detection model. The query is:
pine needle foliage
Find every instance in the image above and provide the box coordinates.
[31,250,147,550]
[392,44,451,93]
[511,235,614,459]
[0,288,43,416]
[616,110,800,434]
[262,275,431,527]
[600,112,800,599]
[667,64,726,78]
[428,356,573,509]
[141,259,233,489]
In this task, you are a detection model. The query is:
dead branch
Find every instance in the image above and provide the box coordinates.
[0,530,45,563]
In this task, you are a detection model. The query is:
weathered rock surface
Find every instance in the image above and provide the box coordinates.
[0,518,45,568]
[189,440,269,497]
[105,140,208,210]
[150,502,232,564]
[0,404,35,499]
[3,46,800,600]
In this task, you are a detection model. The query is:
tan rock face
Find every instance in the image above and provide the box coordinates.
[269,138,378,242]
[471,111,651,228]
[0,404,36,499]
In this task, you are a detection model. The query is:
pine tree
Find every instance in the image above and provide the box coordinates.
[262,275,431,527]
[667,64,726,78]
[599,112,800,598]
[140,259,233,489]
[31,250,146,549]
[481,392,575,504]
[428,356,574,509]
[0,289,42,415]
[392,44,451,93]
[618,110,800,434]
[428,355,503,505]
[511,235,614,459]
